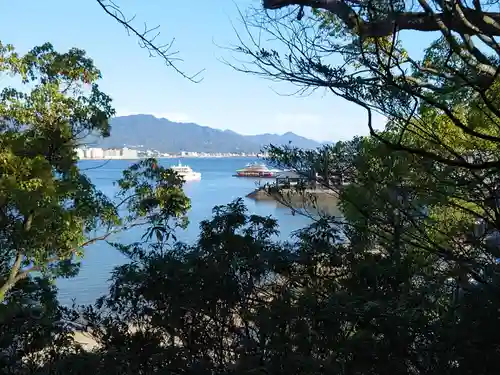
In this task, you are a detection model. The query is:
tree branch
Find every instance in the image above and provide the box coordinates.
[96,0,204,82]
[0,252,24,300]
[262,0,500,37]
[0,222,146,301]
[11,228,127,285]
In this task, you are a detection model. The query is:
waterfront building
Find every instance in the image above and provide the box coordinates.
[121,147,138,159]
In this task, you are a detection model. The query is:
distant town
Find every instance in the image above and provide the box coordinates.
[75,147,267,160]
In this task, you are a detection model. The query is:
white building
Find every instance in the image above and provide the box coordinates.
[121,147,138,159]
[104,148,122,158]
[83,148,92,159]
[75,147,138,160]
[86,147,104,159]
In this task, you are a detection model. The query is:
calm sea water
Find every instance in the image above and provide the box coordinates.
[57,157,313,306]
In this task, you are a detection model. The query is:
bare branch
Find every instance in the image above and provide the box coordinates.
[96,0,204,82]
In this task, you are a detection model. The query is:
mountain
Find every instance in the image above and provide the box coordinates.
[245,131,321,150]
[83,115,323,153]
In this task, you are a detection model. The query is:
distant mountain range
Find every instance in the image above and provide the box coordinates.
[82,115,323,153]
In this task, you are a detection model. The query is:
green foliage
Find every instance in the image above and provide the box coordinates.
[0,276,82,372]
[258,77,500,372]
[31,190,499,374]
[13,106,500,374]
[0,42,191,298]
[0,40,190,354]
[0,42,112,299]
[3,1,500,372]
[45,199,288,374]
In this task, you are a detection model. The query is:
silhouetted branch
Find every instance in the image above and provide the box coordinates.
[96,0,204,82]
[262,0,500,37]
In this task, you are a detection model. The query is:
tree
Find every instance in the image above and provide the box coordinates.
[38,199,289,374]
[265,94,500,366]
[3,1,499,372]
[230,0,499,169]
[261,0,500,37]
[32,171,500,374]
[0,42,190,302]
[261,139,500,373]
[228,5,500,365]
[11,98,496,373]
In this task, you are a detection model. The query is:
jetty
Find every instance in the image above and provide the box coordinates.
[246,171,342,215]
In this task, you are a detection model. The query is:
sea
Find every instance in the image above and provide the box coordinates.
[56,157,316,306]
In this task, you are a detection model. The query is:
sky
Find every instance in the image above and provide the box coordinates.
[0,0,433,142]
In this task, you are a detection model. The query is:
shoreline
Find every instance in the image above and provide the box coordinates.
[247,186,341,215]
[78,155,260,161]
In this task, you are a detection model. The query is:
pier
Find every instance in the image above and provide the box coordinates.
[246,172,342,216]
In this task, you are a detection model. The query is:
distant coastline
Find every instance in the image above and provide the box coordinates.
[78,155,261,161]
[76,146,267,161]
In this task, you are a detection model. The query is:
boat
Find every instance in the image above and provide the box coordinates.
[170,162,201,181]
[234,162,281,178]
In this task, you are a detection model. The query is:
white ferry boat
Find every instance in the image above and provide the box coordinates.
[170,162,201,182]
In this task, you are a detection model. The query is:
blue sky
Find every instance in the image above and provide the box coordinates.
[0,0,433,141]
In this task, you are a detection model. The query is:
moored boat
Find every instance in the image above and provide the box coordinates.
[234,162,281,178]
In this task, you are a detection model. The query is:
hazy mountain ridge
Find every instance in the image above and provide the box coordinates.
[84,115,323,153]
[244,131,321,150]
